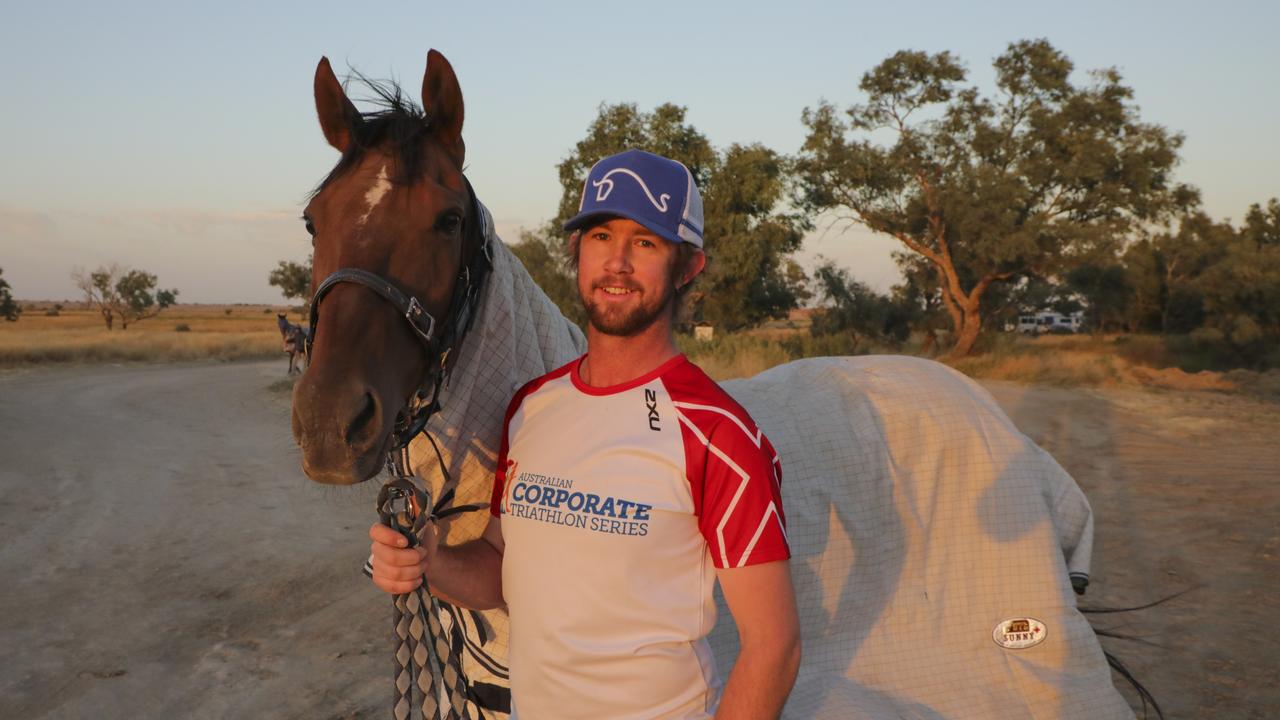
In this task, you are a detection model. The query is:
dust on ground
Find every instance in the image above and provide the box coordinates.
[1,361,1276,718]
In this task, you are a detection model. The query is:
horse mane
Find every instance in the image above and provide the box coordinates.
[311,72,436,197]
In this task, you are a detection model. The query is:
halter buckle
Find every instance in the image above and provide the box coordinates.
[405,296,436,344]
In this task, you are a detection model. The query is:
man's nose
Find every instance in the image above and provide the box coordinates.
[603,242,633,273]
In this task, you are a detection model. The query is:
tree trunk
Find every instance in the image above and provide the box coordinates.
[103,310,113,330]
[948,306,983,358]
[921,328,938,356]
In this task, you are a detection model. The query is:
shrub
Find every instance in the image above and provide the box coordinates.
[175,323,191,332]
[1189,326,1225,347]
[1228,315,1262,346]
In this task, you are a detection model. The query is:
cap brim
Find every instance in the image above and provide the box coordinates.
[563,210,688,246]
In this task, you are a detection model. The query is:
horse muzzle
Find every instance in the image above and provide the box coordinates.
[291,375,395,485]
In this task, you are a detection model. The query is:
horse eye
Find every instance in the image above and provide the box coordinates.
[303,218,316,236]
[436,213,462,235]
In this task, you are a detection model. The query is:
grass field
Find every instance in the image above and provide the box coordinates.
[0,304,291,366]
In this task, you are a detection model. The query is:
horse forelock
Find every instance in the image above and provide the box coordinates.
[310,73,452,199]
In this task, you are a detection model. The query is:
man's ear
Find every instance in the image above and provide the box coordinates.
[679,248,707,287]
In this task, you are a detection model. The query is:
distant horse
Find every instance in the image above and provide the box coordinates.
[276,312,309,375]
[289,51,1137,719]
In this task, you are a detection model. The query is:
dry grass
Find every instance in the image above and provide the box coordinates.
[0,305,291,367]
[951,333,1258,394]
[7,303,1273,401]
[683,327,1276,400]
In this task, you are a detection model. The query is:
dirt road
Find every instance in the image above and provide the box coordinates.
[1,361,1276,718]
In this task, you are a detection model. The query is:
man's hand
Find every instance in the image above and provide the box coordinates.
[368,521,438,594]
[367,516,507,610]
[714,559,801,720]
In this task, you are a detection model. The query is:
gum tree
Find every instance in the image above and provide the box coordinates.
[796,39,1196,356]
[268,256,313,316]
[72,264,178,329]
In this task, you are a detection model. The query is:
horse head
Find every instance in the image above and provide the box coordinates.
[291,51,474,485]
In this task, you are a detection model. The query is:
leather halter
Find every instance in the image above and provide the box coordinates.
[306,175,492,450]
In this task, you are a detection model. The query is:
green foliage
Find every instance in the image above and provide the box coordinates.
[508,230,586,329]
[1195,227,1280,338]
[796,39,1195,356]
[1120,203,1280,363]
[73,264,122,329]
[268,256,313,316]
[809,260,914,348]
[1065,263,1129,332]
[1242,198,1280,249]
[0,268,21,322]
[1122,212,1231,332]
[115,269,178,329]
[71,264,177,329]
[698,143,809,328]
[542,102,808,330]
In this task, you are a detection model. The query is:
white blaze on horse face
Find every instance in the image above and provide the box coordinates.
[356,164,392,228]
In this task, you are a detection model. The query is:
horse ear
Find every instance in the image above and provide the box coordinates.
[314,57,360,153]
[422,50,464,154]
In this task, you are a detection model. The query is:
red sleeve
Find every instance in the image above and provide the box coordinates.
[695,422,789,569]
[680,399,788,563]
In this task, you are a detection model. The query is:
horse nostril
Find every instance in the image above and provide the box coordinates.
[345,391,380,447]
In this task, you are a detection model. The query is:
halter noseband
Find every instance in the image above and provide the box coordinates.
[305,175,492,450]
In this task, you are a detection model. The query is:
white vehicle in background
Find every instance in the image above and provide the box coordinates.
[1017,311,1084,334]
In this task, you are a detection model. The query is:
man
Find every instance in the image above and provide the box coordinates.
[370,149,801,719]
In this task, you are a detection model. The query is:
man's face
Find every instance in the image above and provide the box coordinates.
[576,217,681,337]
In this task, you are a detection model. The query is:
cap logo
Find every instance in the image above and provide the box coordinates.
[592,168,671,212]
[992,617,1047,650]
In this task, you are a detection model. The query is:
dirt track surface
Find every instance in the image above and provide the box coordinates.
[1,360,1277,718]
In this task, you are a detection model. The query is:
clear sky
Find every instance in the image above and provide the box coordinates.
[2,0,1277,303]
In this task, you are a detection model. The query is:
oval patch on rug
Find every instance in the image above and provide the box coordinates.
[992,617,1047,649]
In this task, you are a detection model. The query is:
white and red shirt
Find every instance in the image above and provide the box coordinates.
[489,354,789,720]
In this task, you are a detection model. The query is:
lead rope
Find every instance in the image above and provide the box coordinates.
[373,438,487,720]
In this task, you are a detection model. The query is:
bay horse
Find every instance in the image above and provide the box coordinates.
[276,312,309,374]
[291,51,1138,719]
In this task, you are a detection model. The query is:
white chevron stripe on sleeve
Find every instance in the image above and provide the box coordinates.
[672,401,763,446]
[677,410,751,569]
[739,501,788,567]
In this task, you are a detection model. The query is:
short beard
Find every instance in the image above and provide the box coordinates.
[582,282,675,337]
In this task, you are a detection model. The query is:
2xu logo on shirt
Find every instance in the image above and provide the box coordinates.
[644,388,660,431]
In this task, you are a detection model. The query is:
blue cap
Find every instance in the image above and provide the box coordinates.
[563,149,704,248]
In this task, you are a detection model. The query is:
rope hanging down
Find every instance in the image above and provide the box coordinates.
[370,442,487,720]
